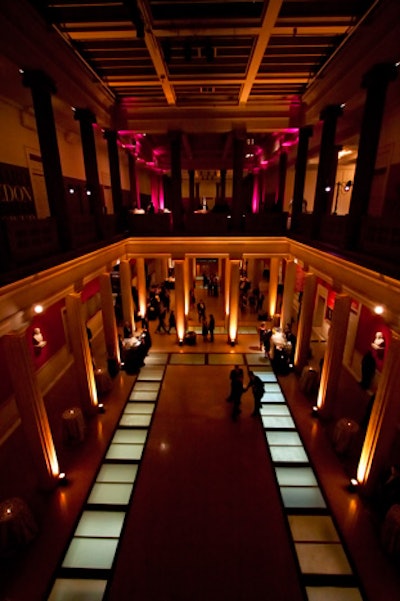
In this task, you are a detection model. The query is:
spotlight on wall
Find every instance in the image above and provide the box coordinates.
[374,305,384,315]
[34,304,44,314]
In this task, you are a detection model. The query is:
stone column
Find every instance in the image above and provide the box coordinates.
[104,129,123,223]
[346,63,398,250]
[22,69,72,250]
[99,273,120,364]
[276,152,288,213]
[169,130,183,230]
[224,257,231,327]
[316,294,351,419]
[128,152,138,208]
[268,258,280,320]
[227,259,241,344]
[136,257,147,319]
[4,330,60,490]
[291,125,313,232]
[174,259,186,342]
[231,129,246,230]
[65,293,99,416]
[294,273,317,372]
[188,170,195,212]
[280,260,297,330]
[311,105,343,239]
[357,335,400,494]
[73,108,104,238]
[120,259,135,332]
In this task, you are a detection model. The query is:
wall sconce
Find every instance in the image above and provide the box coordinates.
[333,180,352,214]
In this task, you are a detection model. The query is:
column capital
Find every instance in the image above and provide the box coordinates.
[362,62,398,90]
[319,104,343,122]
[73,107,97,124]
[22,69,57,95]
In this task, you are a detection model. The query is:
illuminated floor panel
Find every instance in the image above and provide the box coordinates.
[260,404,291,416]
[96,463,138,483]
[133,382,161,392]
[261,392,286,403]
[87,482,133,506]
[295,543,353,575]
[281,486,327,509]
[112,430,147,444]
[275,467,317,487]
[74,511,125,538]
[123,402,155,414]
[129,390,159,401]
[169,353,206,364]
[270,445,309,463]
[264,383,283,393]
[119,414,152,427]
[208,353,245,365]
[246,354,271,365]
[288,515,340,542]
[266,431,303,446]
[62,538,119,570]
[144,353,169,365]
[105,443,143,461]
[48,578,107,601]
[305,587,363,601]
[262,415,296,429]
[137,368,164,381]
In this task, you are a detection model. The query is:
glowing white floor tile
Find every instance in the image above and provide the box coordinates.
[106,443,143,461]
[96,463,138,483]
[275,466,317,486]
[289,515,340,542]
[260,404,291,416]
[48,578,107,600]
[281,486,326,509]
[133,382,160,392]
[87,482,133,506]
[306,586,363,601]
[295,543,353,575]
[266,431,303,446]
[238,326,257,334]
[74,511,125,538]
[145,353,168,365]
[208,354,245,365]
[112,429,147,444]
[119,414,152,427]
[169,354,205,364]
[261,392,286,403]
[245,354,271,365]
[270,445,309,463]
[264,383,282,393]
[62,538,119,570]
[124,402,155,414]
[137,368,164,381]
[129,390,158,401]
[262,415,296,429]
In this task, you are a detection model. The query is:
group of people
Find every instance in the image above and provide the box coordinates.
[227,365,265,421]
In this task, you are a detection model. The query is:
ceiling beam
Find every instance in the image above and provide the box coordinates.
[239,0,284,106]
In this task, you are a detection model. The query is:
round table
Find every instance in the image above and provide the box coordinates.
[333,418,360,453]
[0,497,38,557]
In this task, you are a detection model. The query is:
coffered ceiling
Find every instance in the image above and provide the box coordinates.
[23,0,380,171]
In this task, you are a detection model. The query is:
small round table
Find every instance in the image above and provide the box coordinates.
[333,418,360,453]
[62,406,86,444]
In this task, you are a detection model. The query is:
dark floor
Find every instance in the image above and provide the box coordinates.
[1,294,400,601]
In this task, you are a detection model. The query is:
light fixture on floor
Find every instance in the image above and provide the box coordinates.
[98,403,105,414]
[58,472,68,486]
[349,477,359,492]
[311,405,319,417]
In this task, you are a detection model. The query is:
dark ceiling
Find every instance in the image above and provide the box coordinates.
[26,0,378,172]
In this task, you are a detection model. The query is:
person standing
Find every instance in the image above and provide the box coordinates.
[197,299,206,323]
[245,371,265,417]
[258,322,267,350]
[208,314,215,342]
[202,317,209,342]
[227,364,244,402]
[168,310,176,334]
[231,371,245,421]
[155,306,168,333]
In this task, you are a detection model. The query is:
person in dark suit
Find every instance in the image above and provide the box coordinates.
[208,314,215,342]
[245,371,265,417]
